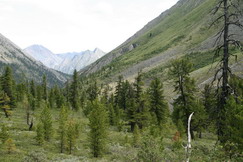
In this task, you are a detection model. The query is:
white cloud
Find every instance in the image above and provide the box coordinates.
[0,0,179,53]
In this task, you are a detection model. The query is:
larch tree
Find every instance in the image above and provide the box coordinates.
[148,78,169,127]
[169,59,200,139]
[58,106,68,153]
[40,105,53,141]
[89,99,108,157]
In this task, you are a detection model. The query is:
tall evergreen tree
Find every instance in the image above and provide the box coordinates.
[87,80,99,102]
[40,105,53,141]
[114,75,123,108]
[148,78,169,126]
[36,122,44,145]
[58,106,68,153]
[134,71,143,103]
[30,80,36,98]
[1,66,16,108]
[70,70,79,110]
[89,100,108,157]
[66,120,77,154]
[169,59,206,139]
[42,75,48,101]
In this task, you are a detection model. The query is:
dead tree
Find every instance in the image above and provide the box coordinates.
[183,112,194,162]
[211,0,243,141]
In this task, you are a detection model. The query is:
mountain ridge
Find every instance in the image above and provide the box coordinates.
[0,33,69,86]
[24,45,106,74]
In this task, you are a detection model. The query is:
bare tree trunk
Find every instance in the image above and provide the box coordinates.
[28,118,33,131]
[185,112,194,162]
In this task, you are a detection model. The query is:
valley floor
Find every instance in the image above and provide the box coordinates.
[1,102,240,162]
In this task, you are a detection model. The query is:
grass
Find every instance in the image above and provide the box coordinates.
[1,100,231,161]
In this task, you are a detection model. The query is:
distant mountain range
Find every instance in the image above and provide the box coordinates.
[24,45,106,74]
[0,33,69,86]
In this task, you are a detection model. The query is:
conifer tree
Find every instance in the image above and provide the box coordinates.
[87,80,99,102]
[148,78,169,126]
[30,80,36,98]
[133,124,140,147]
[0,92,11,118]
[36,85,42,108]
[40,105,53,141]
[66,120,77,154]
[89,99,108,157]
[169,59,205,139]
[1,66,16,108]
[36,122,44,145]
[70,70,79,110]
[58,106,68,153]
[126,72,150,130]
[42,75,48,101]
[203,84,217,127]
[221,76,243,154]
[48,88,55,108]
[134,72,143,103]
[114,75,123,108]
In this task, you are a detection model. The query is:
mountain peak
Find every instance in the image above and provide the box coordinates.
[94,48,105,54]
[24,45,106,74]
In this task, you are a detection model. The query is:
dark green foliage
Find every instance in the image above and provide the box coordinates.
[148,78,169,126]
[36,85,42,108]
[48,88,55,109]
[134,72,143,103]
[1,66,16,108]
[54,86,65,109]
[89,99,108,157]
[87,80,99,102]
[222,97,243,157]
[203,84,217,126]
[30,80,36,98]
[70,70,79,110]
[16,82,27,102]
[169,59,207,138]
[42,75,48,101]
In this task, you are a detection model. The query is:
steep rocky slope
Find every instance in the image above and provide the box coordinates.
[0,33,69,86]
[79,0,243,86]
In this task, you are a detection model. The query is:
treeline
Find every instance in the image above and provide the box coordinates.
[0,60,242,159]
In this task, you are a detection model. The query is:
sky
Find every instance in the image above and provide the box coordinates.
[0,0,179,54]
